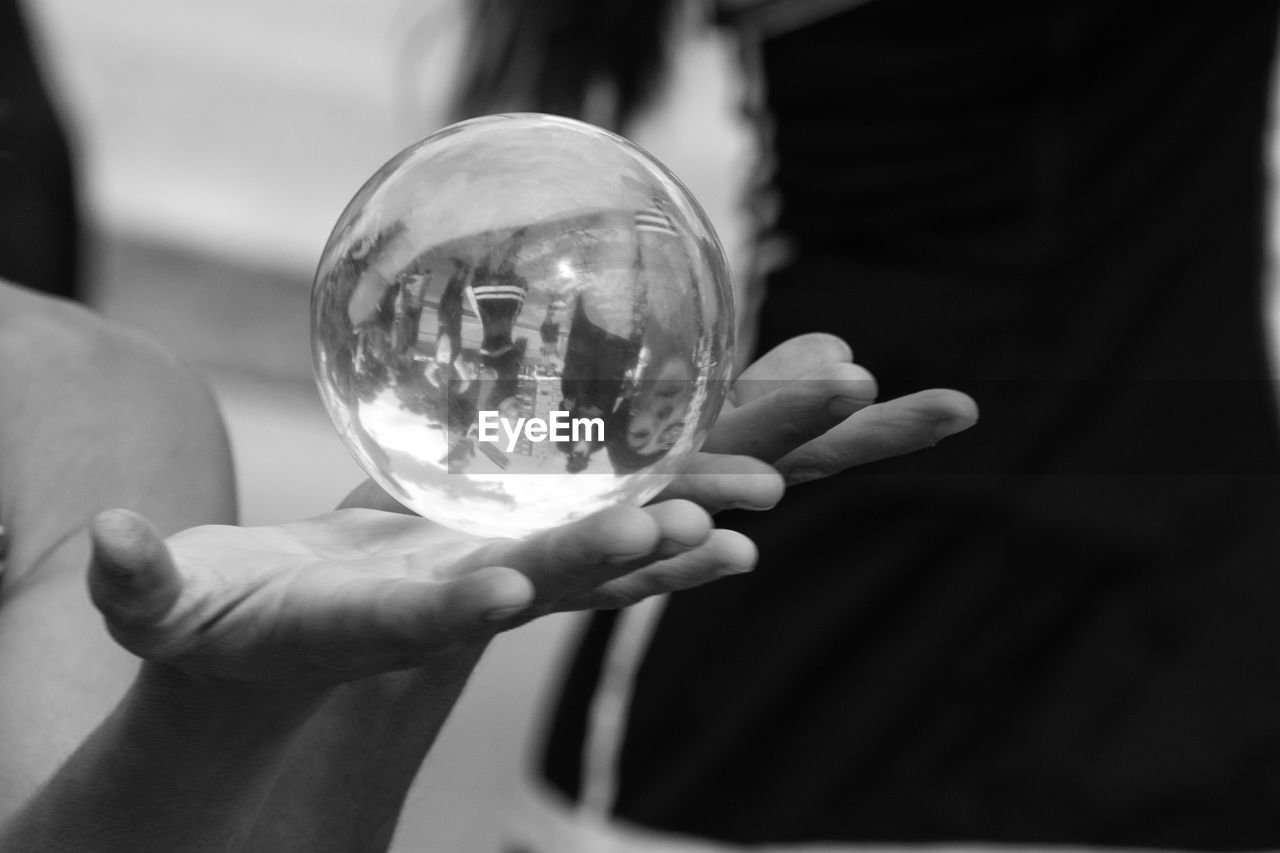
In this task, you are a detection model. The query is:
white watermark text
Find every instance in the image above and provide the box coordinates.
[475,410,604,452]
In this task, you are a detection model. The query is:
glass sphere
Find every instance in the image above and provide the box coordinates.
[312,114,736,538]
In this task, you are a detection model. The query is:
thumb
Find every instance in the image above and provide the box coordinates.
[87,509,182,642]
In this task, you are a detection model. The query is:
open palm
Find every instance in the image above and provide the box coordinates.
[89,499,746,691]
[89,333,976,694]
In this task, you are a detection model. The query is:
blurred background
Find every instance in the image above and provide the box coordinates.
[17,1,1280,849]
[21,0,750,849]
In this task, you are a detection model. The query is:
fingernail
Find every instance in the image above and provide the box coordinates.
[657,537,696,558]
[715,561,754,577]
[932,415,976,442]
[92,544,143,585]
[483,603,528,622]
[728,498,778,512]
[784,467,823,486]
[826,395,874,420]
[604,550,654,567]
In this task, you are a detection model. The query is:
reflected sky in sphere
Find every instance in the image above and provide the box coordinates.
[312,114,735,538]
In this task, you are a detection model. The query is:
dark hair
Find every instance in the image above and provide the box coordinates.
[453,0,685,129]
[603,397,671,474]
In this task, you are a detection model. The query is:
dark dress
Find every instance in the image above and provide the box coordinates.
[0,0,81,300]
[540,1,1280,848]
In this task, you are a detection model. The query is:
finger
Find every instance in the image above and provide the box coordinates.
[643,500,716,556]
[337,479,414,514]
[732,333,853,406]
[458,501,710,605]
[658,453,784,513]
[360,567,536,652]
[260,568,533,674]
[706,361,877,461]
[571,529,758,610]
[88,509,183,643]
[430,566,536,625]
[776,388,979,484]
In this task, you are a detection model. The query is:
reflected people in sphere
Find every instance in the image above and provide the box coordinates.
[321,196,718,482]
[310,114,735,536]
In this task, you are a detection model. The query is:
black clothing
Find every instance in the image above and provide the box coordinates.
[0,0,81,300]
[543,1,1280,848]
[560,296,639,419]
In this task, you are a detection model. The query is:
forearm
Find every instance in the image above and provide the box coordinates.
[0,664,314,853]
[242,643,487,853]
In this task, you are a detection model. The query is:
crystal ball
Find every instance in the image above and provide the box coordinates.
[312,114,736,538]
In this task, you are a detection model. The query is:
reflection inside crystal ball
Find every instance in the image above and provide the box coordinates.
[312,114,735,538]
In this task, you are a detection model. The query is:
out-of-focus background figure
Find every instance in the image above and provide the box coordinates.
[457,1,1280,850]
[9,0,747,849]
[0,0,80,299]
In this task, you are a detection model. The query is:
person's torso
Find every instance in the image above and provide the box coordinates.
[540,1,1280,847]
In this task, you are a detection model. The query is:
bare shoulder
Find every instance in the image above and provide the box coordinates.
[0,281,236,586]
[0,282,190,395]
[0,282,224,473]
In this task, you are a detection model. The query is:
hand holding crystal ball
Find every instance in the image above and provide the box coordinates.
[312,114,735,537]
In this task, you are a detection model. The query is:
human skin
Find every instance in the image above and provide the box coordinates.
[0,279,976,852]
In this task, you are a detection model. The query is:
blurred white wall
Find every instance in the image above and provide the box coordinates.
[30,0,466,271]
[28,0,752,280]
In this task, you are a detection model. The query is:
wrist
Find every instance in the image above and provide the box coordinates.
[0,664,325,853]
[128,661,325,737]
[333,639,490,710]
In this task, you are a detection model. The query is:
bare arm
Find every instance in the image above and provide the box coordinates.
[0,664,314,853]
[236,335,979,853]
[1,497,754,852]
[0,280,762,850]
[0,280,975,853]
[0,282,236,816]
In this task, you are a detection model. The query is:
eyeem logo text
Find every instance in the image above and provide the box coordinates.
[475,410,605,452]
